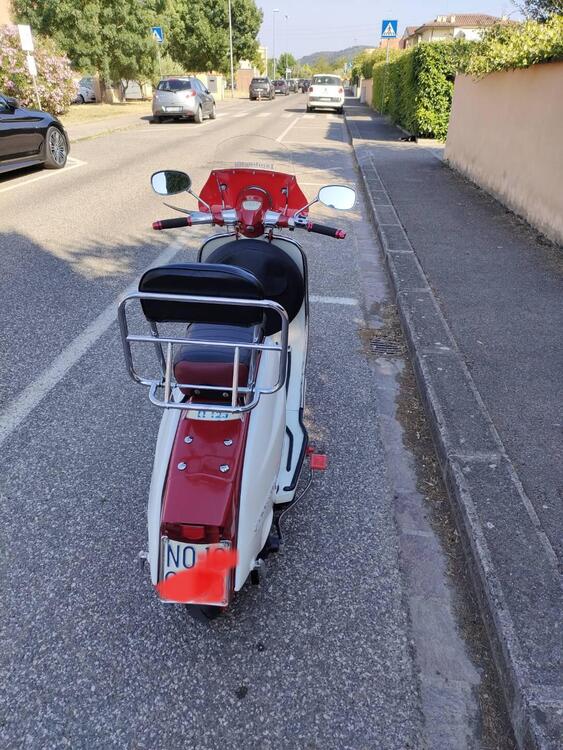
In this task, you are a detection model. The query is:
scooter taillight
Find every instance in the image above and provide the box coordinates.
[162,522,222,543]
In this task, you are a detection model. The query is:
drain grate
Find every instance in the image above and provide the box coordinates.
[370,337,404,357]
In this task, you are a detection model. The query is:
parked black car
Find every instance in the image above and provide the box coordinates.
[249,77,274,100]
[0,93,69,175]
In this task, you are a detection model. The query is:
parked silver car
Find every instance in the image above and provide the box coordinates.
[152,77,216,124]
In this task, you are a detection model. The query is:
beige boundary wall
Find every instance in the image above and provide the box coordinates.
[445,63,563,245]
[360,78,373,105]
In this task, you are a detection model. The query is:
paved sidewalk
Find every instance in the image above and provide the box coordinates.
[345,101,563,750]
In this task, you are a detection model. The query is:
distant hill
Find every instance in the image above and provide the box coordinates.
[298,46,373,67]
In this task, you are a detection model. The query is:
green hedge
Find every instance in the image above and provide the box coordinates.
[372,43,459,140]
[458,15,563,77]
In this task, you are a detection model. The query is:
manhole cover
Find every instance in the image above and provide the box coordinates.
[370,338,404,357]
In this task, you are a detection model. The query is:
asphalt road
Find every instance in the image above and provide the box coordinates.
[0,94,506,749]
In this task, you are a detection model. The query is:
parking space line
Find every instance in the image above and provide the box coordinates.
[276,116,302,143]
[0,157,87,194]
[310,295,358,305]
[0,240,182,447]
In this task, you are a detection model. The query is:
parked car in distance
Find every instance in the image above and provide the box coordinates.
[152,77,216,124]
[273,79,289,96]
[306,74,345,114]
[0,93,69,174]
[299,79,310,93]
[249,77,274,100]
[287,79,299,93]
[73,76,96,104]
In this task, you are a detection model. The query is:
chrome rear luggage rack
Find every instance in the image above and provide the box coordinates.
[118,291,289,414]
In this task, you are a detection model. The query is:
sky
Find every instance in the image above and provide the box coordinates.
[256,0,522,59]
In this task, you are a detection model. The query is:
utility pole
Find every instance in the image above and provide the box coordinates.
[273,8,279,79]
[228,0,235,97]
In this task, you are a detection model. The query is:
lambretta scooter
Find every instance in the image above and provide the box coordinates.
[118,137,356,620]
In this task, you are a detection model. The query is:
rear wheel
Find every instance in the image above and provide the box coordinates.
[44,126,68,169]
[306,106,313,113]
[152,115,163,124]
[76,94,85,104]
[186,604,222,622]
[194,105,203,124]
[337,107,344,115]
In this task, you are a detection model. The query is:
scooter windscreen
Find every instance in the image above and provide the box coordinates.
[201,135,309,217]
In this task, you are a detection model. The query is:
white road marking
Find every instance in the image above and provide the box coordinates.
[303,114,316,119]
[310,295,358,305]
[233,112,248,118]
[257,112,272,117]
[276,117,301,143]
[0,157,87,194]
[0,241,182,448]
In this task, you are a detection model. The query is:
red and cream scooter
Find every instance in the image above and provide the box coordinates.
[118,138,355,619]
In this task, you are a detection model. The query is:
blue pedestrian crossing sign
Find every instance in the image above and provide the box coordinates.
[151,26,164,44]
[381,20,398,39]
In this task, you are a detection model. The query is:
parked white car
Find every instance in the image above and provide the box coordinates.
[73,77,96,104]
[306,74,345,114]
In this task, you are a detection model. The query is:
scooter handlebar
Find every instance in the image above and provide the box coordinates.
[152,217,192,230]
[301,221,347,239]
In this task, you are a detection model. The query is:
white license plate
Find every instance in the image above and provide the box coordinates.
[187,409,240,421]
[320,97,331,101]
[161,539,232,605]
[164,106,182,112]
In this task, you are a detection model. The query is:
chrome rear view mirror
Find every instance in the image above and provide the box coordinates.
[151,170,192,196]
[318,185,356,211]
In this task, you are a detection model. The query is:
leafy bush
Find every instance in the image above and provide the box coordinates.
[372,43,460,140]
[458,15,563,77]
[0,26,76,114]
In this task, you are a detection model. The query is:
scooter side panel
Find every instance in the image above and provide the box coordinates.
[235,348,287,590]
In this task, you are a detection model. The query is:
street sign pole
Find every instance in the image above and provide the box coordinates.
[380,19,398,113]
[151,26,164,78]
[228,0,235,98]
[18,25,41,110]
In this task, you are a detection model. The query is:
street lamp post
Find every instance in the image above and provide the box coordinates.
[228,0,235,98]
[273,8,279,79]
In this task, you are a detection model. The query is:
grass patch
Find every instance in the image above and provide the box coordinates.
[59,101,152,127]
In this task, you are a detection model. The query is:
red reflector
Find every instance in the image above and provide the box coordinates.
[339,87,344,94]
[162,523,221,543]
[186,90,196,97]
[310,453,328,470]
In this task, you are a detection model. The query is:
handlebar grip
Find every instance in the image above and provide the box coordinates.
[152,217,191,230]
[306,222,347,239]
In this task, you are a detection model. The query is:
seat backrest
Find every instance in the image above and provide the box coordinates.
[138,263,266,325]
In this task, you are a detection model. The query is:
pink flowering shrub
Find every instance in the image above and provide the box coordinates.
[0,26,77,114]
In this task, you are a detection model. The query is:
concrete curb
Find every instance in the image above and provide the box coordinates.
[345,113,563,750]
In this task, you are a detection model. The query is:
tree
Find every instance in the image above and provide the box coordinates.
[166,0,262,74]
[13,0,161,94]
[277,52,296,77]
[518,0,563,20]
